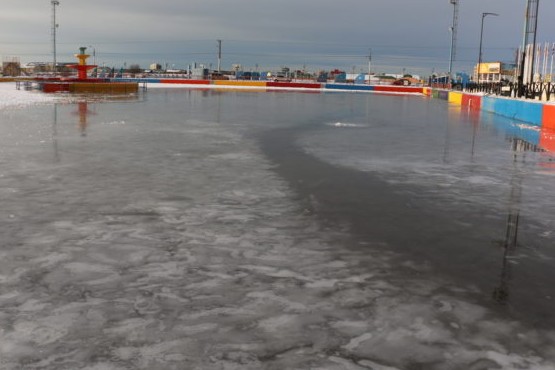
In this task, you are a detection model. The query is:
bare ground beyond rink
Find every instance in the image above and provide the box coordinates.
[1,88,555,369]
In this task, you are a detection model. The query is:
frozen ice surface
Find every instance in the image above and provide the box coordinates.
[0,89,554,369]
[0,81,59,109]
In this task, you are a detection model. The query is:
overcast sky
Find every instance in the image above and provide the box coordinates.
[1,0,554,75]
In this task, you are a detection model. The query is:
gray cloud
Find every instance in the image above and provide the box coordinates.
[1,0,554,75]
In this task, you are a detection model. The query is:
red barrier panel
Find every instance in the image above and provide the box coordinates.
[373,86,423,94]
[161,79,210,85]
[42,83,70,93]
[540,128,555,152]
[266,82,321,89]
[542,104,555,130]
[461,94,482,110]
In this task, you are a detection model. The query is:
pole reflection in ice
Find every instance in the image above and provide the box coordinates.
[51,103,60,162]
[492,138,544,304]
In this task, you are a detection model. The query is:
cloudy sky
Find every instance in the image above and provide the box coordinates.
[1,0,554,75]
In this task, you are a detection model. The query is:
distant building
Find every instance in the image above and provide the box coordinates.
[191,67,209,79]
[2,57,21,76]
[474,61,516,83]
[20,62,74,76]
[22,62,50,74]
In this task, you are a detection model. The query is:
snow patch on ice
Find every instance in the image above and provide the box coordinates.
[0,82,58,109]
[330,122,367,128]
[343,332,373,351]
[101,120,126,125]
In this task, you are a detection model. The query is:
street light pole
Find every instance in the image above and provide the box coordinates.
[550,43,554,82]
[88,45,96,77]
[477,12,499,83]
[217,39,222,72]
[87,45,96,65]
[368,48,372,85]
[51,0,60,75]
[448,0,459,81]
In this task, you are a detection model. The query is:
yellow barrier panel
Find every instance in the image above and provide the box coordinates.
[448,91,463,105]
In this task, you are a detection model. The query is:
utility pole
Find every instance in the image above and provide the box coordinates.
[448,0,459,81]
[51,0,60,75]
[217,39,222,72]
[367,49,372,85]
[518,0,540,97]
[550,43,554,82]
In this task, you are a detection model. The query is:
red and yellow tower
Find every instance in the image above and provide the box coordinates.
[69,46,96,80]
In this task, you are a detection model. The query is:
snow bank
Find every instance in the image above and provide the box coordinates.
[0,82,58,110]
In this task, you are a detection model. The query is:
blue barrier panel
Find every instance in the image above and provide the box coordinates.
[494,98,543,127]
[481,96,497,113]
[325,84,374,91]
[481,96,543,127]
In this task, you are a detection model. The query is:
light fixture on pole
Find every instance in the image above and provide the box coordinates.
[477,12,498,83]
[51,0,60,75]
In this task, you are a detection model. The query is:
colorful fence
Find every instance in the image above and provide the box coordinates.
[431,89,555,152]
[433,89,555,130]
[112,78,425,95]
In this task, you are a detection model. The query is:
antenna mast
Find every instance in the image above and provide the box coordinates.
[448,0,459,80]
[51,0,60,74]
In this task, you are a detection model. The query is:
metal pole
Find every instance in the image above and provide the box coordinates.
[477,12,498,83]
[217,40,222,72]
[528,0,540,85]
[549,43,555,82]
[368,49,372,85]
[88,45,96,65]
[542,42,548,80]
[518,0,540,96]
[478,15,485,82]
[51,1,60,75]
[448,0,458,81]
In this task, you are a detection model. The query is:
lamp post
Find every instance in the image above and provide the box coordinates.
[477,12,498,83]
[87,45,97,77]
[368,48,372,85]
[217,39,222,72]
[87,45,96,65]
[51,0,60,75]
[448,0,459,81]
